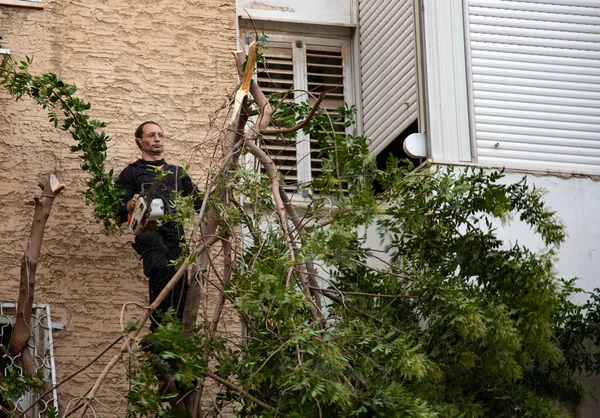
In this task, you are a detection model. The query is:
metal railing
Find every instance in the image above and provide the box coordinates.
[0,302,58,417]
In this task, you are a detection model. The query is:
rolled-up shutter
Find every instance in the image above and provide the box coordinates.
[467,0,600,174]
[359,0,418,155]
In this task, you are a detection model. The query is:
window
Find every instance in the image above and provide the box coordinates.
[465,0,600,175]
[0,302,58,416]
[251,34,354,194]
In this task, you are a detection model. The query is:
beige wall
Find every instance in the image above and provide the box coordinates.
[0,0,236,414]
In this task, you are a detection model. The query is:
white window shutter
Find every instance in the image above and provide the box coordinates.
[256,43,300,192]
[359,0,418,155]
[467,0,600,174]
[256,37,350,192]
[305,45,347,185]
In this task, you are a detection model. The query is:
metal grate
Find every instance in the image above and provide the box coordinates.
[0,302,58,417]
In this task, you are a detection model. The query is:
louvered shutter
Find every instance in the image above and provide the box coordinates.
[257,44,299,192]
[359,0,418,155]
[306,46,346,183]
[256,39,349,192]
[467,0,600,174]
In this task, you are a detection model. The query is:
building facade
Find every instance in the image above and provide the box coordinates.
[2,0,599,415]
[0,0,237,414]
[237,0,600,415]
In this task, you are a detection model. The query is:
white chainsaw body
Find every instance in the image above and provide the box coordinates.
[129,197,165,235]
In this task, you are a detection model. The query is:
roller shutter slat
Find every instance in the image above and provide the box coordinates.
[473,82,600,100]
[467,1,600,173]
[472,57,600,76]
[477,131,600,149]
[471,50,599,69]
[475,107,600,124]
[474,98,600,116]
[470,40,600,59]
[359,0,417,152]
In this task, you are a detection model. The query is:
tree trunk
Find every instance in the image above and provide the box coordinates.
[9,174,64,361]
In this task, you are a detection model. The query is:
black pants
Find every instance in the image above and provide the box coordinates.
[142,247,188,331]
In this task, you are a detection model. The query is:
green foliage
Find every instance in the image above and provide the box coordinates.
[226,141,575,416]
[121,90,599,417]
[45,406,59,418]
[0,55,124,231]
[126,311,208,417]
[4,47,595,417]
[0,365,45,408]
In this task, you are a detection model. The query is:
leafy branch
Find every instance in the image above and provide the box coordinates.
[0,55,124,231]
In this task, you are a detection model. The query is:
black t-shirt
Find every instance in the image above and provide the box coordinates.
[117,159,201,254]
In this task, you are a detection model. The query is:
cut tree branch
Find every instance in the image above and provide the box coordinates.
[309,286,415,299]
[10,174,64,356]
[203,370,273,410]
[259,93,325,135]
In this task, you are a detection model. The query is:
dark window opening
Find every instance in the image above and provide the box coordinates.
[374,119,420,193]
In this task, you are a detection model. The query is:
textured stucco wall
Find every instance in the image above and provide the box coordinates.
[0,0,237,414]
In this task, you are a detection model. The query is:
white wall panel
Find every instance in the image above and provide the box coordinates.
[237,0,355,27]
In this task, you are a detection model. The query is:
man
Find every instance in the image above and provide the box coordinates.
[117,121,201,330]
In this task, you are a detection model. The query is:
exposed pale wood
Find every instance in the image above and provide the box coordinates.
[229,42,257,124]
[49,173,65,193]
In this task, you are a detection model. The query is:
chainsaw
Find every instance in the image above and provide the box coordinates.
[128,182,166,235]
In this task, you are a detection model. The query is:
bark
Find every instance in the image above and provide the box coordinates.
[182,47,253,333]
[182,220,221,331]
[279,185,323,310]
[208,235,233,336]
[10,175,64,356]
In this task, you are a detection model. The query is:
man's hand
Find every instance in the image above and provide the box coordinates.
[127,194,140,212]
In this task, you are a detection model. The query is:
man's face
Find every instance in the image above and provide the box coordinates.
[139,123,164,156]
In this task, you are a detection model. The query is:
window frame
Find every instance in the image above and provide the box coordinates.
[0,0,43,9]
[245,31,356,200]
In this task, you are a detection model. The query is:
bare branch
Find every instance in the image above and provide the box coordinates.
[259,93,325,135]
[308,286,415,299]
[245,139,297,269]
[11,175,64,356]
[203,370,273,410]
[18,334,124,418]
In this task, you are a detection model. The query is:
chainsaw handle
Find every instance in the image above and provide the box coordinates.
[126,194,140,213]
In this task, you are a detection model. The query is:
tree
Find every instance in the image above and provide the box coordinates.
[2,40,600,418]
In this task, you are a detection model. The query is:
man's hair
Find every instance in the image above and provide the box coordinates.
[135,121,162,139]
